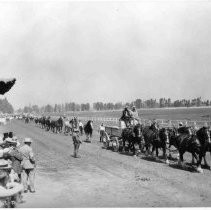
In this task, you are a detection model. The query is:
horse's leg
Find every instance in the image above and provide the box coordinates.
[145,144,150,156]
[122,139,126,153]
[156,146,159,158]
[203,153,210,169]
[196,152,204,173]
[151,144,155,157]
[132,142,136,156]
[163,146,169,164]
[139,142,143,154]
[178,150,184,167]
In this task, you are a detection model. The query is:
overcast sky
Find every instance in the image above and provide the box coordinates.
[1,1,211,109]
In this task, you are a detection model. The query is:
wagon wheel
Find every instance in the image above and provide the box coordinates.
[111,137,119,152]
[102,132,110,149]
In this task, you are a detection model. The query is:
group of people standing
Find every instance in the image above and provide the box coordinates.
[0,133,36,207]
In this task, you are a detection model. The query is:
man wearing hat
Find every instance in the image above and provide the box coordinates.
[0,135,11,158]
[178,122,183,128]
[119,106,132,127]
[72,129,82,158]
[5,137,23,181]
[19,138,36,193]
[130,106,139,126]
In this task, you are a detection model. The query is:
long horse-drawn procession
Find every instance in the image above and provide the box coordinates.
[1,98,211,207]
[18,104,211,175]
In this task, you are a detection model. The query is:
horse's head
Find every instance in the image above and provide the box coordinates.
[89,120,93,129]
[204,126,211,143]
[150,121,159,132]
[196,126,211,144]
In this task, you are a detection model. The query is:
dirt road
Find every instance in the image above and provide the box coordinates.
[1,120,211,207]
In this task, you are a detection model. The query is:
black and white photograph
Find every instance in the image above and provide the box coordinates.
[0,0,211,208]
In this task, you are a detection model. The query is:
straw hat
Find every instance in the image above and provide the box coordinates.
[0,159,11,169]
[24,138,33,143]
[5,137,17,145]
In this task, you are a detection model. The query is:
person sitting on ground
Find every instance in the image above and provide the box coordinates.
[99,123,105,142]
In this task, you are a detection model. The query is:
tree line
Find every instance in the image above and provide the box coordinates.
[16,97,211,114]
[0,98,14,114]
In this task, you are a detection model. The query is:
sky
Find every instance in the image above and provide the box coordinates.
[0,0,211,109]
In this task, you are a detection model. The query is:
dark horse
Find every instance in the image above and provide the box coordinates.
[169,126,210,173]
[84,120,93,142]
[45,117,51,131]
[151,127,170,164]
[142,122,159,156]
[121,123,144,155]
[50,117,63,133]
[194,127,211,170]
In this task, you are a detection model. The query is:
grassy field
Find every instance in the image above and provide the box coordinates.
[65,107,211,122]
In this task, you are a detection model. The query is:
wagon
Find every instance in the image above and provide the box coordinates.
[102,125,123,152]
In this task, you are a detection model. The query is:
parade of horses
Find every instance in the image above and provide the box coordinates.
[1,79,211,207]
[19,109,211,175]
[1,1,211,208]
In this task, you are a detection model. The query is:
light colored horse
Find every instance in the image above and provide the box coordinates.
[64,119,73,135]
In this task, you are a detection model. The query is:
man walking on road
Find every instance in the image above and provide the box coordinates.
[72,129,82,158]
[19,138,36,193]
[99,123,105,142]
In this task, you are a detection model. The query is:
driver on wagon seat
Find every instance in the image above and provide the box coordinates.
[119,106,132,128]
[130,106,139,126]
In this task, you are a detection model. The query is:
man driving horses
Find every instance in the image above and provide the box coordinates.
[130,106,139,125]
[119,106,132,127]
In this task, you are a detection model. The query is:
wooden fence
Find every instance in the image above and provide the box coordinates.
[67,116,211,128]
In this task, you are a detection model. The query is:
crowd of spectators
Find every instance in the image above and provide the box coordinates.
[0,132,36,208]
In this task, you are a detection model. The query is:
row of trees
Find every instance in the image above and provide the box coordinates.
[15,97,211,114]
[0,98,14,114]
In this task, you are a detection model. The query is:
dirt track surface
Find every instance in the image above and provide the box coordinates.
[1,120,211,207]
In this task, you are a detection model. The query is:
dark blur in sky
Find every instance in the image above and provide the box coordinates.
[1,1,211,109]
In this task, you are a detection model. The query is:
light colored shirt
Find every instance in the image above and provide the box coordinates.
[79,122,83,127]
[99,126,105,131]
[131,110,139,119]
[19,144,35,169]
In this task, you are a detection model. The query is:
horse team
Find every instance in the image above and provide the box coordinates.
[27,116,94,142]
[120,122,211,173]
[21,115,211,173]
